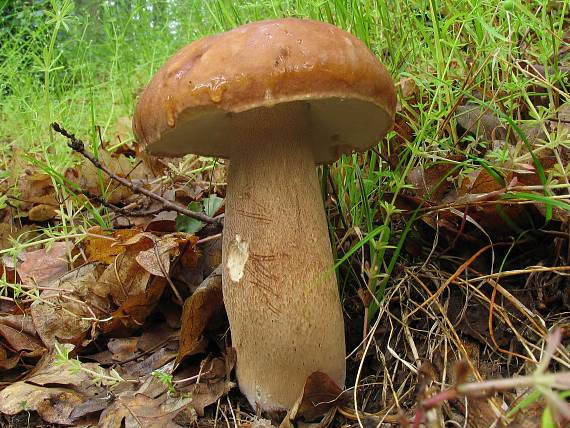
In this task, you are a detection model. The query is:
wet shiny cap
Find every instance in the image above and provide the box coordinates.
[133,18,397,163]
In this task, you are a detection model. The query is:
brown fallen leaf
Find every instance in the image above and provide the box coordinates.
[30,263,110,349]
[0,383,86,425]
[406,162,457,202]
[172,236,215,292]
[176,267,224,364]
[281,371,347,425]
[95,232,196,332]
[137,321,179,354]
[97,393,192,428]
[0,343,20,371]
[78,148,150,205]
[12,171,55,215]
[456,169,531,235]
[100,276,167,333]
[0,314,39,337]
[144,210,178,233]
[117,231,198,277]
[96,247,154,306]
[82,226,140,265]
[108,337,139,362]
[456,103,506,142]
[27,203,58,222]
[181,380,233,417]
[0,344,112,425]
[122,347,178,378]
[18,241,70,286]
[135,234,181,277]
[0,323,45,354]
[0,223,40,252]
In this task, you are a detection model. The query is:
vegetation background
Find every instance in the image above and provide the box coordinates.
[0,0,569,426]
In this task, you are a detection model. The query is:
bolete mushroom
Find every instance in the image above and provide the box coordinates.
[133,18,396,412]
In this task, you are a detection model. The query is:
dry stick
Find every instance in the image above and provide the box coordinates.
[51,122,220,225]
[405,243,494,319]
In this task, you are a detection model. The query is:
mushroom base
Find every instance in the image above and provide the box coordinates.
[222,103,346,412]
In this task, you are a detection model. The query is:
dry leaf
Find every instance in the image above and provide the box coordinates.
[0,383,86,425]
[97,393,192,428]
[123,347,178,378]
[30,263,110,348]
[456,103,506,141]
[0,344,19,371]
[0,347,110,425]
[83,227,140,264]
[0,314,39,337]
[28,203,58,222]
[79,149,142,204]
[0,323,44,354]
[283,371,346,423]
[96,249,153,306]
[108,337,139,362]
[18,241,70,286]
[176,352,236,416]
[135,235,180,277]
[100,276,167,333]
[406,163,456,202]
[177,267,224,363]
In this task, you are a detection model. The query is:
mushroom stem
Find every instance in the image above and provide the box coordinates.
[222,103,346,412]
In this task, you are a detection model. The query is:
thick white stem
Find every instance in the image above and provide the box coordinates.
[221,103,346,412]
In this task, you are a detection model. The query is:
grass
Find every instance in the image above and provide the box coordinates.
[1,0,569,425]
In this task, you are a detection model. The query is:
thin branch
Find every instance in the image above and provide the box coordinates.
[51,122,220,225]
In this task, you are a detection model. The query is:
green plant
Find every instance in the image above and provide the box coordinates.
[54,342,126,387]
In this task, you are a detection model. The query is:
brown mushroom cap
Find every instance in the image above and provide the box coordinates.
[133,18,396,163]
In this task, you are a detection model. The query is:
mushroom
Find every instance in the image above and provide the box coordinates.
[133,18,396,413]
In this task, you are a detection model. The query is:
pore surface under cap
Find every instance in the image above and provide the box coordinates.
[133,18,397,164]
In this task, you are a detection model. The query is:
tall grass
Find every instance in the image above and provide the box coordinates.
[0,0,568,300]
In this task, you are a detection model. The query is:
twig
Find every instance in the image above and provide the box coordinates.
[51,122,220,225]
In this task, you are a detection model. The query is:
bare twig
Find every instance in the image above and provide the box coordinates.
[51,122,220,225]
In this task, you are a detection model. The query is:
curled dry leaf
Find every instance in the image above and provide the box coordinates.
[96,248,154,306]
[176,267,224,364]
[0,344,20,371]
[145,210,179,233]
[122,232,198,276]
[100,276,166,333]
[95,232,197,332]
[282,371,347,424]
[135,234,181,277]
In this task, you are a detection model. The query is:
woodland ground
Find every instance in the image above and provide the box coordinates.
[0,1,569,427]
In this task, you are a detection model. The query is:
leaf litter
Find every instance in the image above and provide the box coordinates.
[1,10,570,428]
